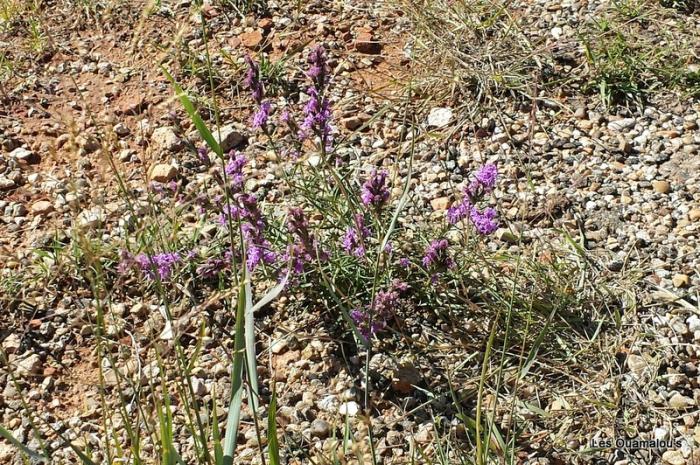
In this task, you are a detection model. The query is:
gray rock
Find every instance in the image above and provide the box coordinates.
[2,334,21,354]
[339,401,359,417]
[310,419,330,439]
[626,354,651,379]
[17,353,42,376]
[0,177,15,190]
[215,124,246,152]
[10,147,39,164]
[318,395,339,412]
[662,449,685,465]
[668,393,694,410]
[151,127,182,152]
[191,377,207,397]
[608,118,636,131]
[114,123,130,137]
[76,207,105,229]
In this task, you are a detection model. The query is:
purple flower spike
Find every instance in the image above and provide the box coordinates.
[197,146,211,166]
[244,55,263,103]
[466,163,498,199]
[352,280,409,338]
[446,200,471,224]
[342,213,370,257]
[361,169,390,209]
[284,207,326,273]
[135,252,181,280]
[252,101,272,129]
[475,163,498,190]
[469,206,498,235]
[306,45,329,89]
[224,151,247,192]
[422,239,454,270]
[299,86,334,150]
[197,257,228,278]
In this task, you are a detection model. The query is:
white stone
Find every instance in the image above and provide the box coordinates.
[339,401,360,417]
[151,127,182,152]
[318,395,339,412]
[427,107,453,128]
[608,118,636,132]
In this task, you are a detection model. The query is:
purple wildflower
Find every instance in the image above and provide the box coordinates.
[361,169,390,209]
[475,163,498,190]
[422,239,454,269]
[252,101,272,129]
[446,200,470,225]
[284,207,326,273]
[217,193,274,271]
[217,194,260,227]
[399,257,411,268]
[224,151,247,192]
[352,280,409,338]
[299,86,333,150]
[469,206,498,235]
[197,146,210,166]
[280,109,291,123]
[244,55,263,103]
[306,45,329,89]
[246,243,276,271]
[351,309,384,338]
[447,163,499,232]
[117,250,134,275]
[342,213,370,257]
[135,252,180,280]
[466,163,498,199]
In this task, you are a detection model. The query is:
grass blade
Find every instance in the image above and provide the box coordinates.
[0,424,47,462]
[243,272,259,412]
[223,284,247,465]
[267,393,281,465]
[162,67,223,158]
[519,306,556,380]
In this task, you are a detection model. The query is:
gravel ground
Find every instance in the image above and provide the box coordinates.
[1,0,699,464]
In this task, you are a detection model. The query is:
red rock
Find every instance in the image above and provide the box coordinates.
[43,366,58,376]
[257,18,273,31]
[354,31,382,54]
[240,30,263,49]
[29,319,42,329]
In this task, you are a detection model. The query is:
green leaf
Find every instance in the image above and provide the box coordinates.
[267,393,280,465]
[223,284,247,465]
[518,305,556,381]
[243,272,259,412]
[162,67,223,158]
[210,384,224,465]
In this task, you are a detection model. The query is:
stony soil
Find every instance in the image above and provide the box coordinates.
[1,0,699,464]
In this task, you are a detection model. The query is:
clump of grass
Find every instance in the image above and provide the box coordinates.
[397,0,550,111]
[397,0,699,109]
[582,0,700,106]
